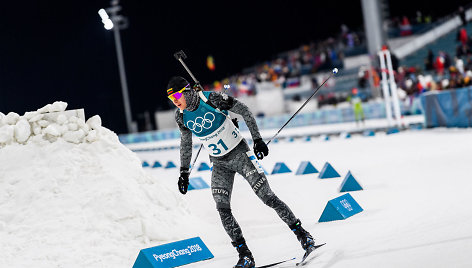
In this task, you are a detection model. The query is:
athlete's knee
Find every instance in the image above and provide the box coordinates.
[263,194,282,208]
[217,207,232,215]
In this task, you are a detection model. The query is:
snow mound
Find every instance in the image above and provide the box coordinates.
[0,102,195,267]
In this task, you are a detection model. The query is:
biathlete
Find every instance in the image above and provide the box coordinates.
[168,76,317,268]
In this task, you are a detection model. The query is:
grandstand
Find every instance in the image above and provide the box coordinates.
[131,4,472,143]
[399,21,472,69]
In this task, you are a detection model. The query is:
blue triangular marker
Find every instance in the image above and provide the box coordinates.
[142,161,150,168]
[319,162,340,178]
[198,162,211,171]
[318,202,345,222]
[152,161,162,168]
[340,132,351,139]
[318,193,363,222]
[340,171,363,192]
[386,128,399,135]
[165,161,176,169]
[271,162,292,174]
[363,130,375,136]
[296,161,319,175]
[320,134,330,141]
[188,177,210,190]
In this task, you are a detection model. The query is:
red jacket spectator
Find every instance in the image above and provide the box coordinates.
[459,28,468,45]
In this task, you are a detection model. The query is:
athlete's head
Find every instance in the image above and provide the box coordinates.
[167,76,199,111]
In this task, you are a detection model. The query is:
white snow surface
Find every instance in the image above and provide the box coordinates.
[0,103,197,267]
[138,128,472,268]
[1,102,472,267]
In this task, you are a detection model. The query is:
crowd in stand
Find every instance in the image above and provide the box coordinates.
[386,25,472,101]
[205,6,471,110]
[203,25,365,97]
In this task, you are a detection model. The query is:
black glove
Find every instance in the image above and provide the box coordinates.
[253,138,269,160]
[216,93,234,110]
[178,169,190,194]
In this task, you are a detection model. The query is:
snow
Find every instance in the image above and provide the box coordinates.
[1,101,472,267]
[0,102,199,267]
[139,128,472,268]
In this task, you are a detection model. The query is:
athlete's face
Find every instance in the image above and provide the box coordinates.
[172,93,187,110]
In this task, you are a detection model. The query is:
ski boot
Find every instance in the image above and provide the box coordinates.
[289,219,315,250]
[232,238,255,268]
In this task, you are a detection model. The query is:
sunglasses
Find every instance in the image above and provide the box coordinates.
[167,83,190,101]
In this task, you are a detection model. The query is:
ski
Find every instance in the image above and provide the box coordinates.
[296,243,326,266]
[256,257,296,268]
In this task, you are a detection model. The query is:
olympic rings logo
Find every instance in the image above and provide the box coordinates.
[187,112,215,133]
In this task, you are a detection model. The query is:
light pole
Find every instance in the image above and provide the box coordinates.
[98,0,134,133]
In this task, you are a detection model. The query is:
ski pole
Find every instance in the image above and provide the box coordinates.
[188,143,203,174]
[174,50,203,90]
[174,50,204,174]
[266,68,338,145]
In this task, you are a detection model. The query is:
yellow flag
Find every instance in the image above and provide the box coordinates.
[207,55,215,71]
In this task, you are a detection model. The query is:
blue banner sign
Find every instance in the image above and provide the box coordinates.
[133,237,214,268]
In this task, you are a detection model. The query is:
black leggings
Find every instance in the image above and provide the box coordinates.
[210,141,298,242]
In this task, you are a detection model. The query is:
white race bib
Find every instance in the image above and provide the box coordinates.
[199,118,243,156]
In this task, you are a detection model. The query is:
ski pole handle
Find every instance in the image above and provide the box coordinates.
[174,50,200,85]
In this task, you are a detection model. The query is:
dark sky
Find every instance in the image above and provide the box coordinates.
[0,0,470,134]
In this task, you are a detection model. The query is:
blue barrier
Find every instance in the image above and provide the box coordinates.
[296,161,319,175]
[133,237,214,268]
[119,99,422,145]
[188,177,210,191]
[318,193,363,222]
[319,162,340,179]
[271,162,292,174]
[197,162,211,171]
[420,88,472,128]
[339,171,363,192]
[152,161,162,168]
[165,161,177,169]
[142,161,150,168]
[410,123,423,130]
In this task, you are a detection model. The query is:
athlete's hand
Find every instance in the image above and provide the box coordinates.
[253,138,269,160]
[178,169,190,194]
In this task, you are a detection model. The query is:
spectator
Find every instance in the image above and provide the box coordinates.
[434,52,446,75]
[458,6,467,26]
[456,43,471,58]
[457,27,468,46]
[425,49,434,71]
[455,57,465,75]
[350,88,365,126]
[400,16,413,36]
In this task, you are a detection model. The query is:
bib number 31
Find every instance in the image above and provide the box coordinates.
[208,139,229,155]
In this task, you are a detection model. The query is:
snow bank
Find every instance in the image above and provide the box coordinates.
[0,102,195,267]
